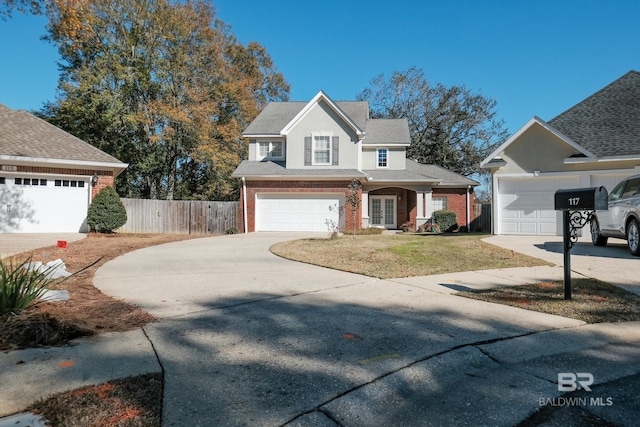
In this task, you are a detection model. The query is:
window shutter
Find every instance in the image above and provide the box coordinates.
[332,136,339,165]
[304,137,312,166]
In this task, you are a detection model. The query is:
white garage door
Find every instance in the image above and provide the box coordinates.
[256,194,344,232]
[1,175,90,233]
[498,176,579,235]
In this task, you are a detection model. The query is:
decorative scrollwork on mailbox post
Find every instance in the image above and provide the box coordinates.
[567,210,596,249]
[554,187,608,300]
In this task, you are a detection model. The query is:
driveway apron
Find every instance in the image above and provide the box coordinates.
[95,233,625,426]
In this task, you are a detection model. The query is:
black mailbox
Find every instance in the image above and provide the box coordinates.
[554,186,608,211]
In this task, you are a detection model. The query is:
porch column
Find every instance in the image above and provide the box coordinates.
[416,190,431,227]
[361,190,369,228]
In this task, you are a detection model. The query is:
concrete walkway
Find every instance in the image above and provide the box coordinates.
[1,232,639,426]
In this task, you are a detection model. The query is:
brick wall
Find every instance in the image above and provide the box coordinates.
[432,188,475,228]
[241,180,360,232]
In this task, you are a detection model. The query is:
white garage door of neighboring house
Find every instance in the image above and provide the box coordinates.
[256,194,344,232]
[497,176,579,235]
[1,175,90,233]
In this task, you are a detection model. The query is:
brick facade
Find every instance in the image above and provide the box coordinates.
[240,182,474,232]
[241,180,361,233]
[432,188,475,228]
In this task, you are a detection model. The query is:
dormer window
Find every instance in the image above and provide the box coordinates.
[377,148,388,168]
[258,141,284,160]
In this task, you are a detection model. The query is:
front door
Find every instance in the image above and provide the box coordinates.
[370,196,397,228]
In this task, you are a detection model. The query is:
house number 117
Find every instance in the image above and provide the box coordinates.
[568,197,581,206]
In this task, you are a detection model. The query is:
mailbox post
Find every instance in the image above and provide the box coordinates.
[554,187,608,300]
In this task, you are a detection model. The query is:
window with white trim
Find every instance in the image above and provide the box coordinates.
[313,135,331,165]
[377,148,388,168]
[433,196,447,212]
[257,141,284,160]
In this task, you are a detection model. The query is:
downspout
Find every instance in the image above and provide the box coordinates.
[466,185,471,232]
[242,177,248,234]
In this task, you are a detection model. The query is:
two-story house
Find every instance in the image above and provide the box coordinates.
[232,91,478,232]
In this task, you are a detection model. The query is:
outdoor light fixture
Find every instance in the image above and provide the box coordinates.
[92,173,99,186]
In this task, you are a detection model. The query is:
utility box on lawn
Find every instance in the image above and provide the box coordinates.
[554,186,608,211]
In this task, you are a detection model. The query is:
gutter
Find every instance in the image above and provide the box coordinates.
[242,177,248,233]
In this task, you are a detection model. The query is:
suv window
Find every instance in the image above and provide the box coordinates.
[621,178,640,198]
[609,181,626,201]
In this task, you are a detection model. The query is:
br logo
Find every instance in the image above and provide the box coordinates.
[558,372,594,392]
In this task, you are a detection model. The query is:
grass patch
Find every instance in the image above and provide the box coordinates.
[271,233,551,279]
[457,278,640,323]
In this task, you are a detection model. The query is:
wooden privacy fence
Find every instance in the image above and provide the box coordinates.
[471,203,491,232]
[120,198,239,234]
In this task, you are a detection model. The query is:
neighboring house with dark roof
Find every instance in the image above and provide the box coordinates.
[0,104,128,233]
[481,70,640,235]
[232,91,478,232]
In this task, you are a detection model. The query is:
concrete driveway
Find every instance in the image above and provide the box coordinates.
[0,233,86,258]
[93,232,640,426]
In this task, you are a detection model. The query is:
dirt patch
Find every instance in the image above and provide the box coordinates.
[1,233,204,350]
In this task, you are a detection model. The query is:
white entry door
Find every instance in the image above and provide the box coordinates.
[370,196,396,228]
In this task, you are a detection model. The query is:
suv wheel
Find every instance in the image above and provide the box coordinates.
[590,217,608,246]
[627,219,640,256]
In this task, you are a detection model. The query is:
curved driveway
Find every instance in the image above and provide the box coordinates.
[93,233,637,426]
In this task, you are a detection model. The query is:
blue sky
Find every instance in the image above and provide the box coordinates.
[1,0,639,134]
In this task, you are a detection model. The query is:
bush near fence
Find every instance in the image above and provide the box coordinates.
[119,198,240,234]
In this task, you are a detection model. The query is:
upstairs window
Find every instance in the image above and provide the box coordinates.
[258,141,284,160]
[305,134,339,166]
[377,148,388,168]
[313,136,331,165]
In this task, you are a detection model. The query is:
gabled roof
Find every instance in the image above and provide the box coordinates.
[482,70,640,168]
[0,104,127,172]
[243,91,367,138]
[480,116,595,168]
[280,91,365,138]
[548,70,640,157]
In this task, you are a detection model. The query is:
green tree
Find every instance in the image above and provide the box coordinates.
[33,0,289,200]
[87,186,128,233]
[358,67,507,177]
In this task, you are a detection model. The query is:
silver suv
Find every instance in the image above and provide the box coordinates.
[590,174,640,256]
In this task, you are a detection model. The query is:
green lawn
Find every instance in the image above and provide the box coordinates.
[270,233,551,279]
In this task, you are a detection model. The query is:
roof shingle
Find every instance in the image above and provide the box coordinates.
[548,70,640,157]
[0,104,125,165]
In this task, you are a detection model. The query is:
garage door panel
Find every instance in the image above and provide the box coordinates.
[498,176,579,235]
[1,176,90,233]
[256,194,344,232]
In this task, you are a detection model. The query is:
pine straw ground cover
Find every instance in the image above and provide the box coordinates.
[457,278,640,323]
[1,233,203,426]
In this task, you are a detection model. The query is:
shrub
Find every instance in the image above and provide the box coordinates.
[225,227,239,234]
[434,210,458,232]
[87,186,127,233]
[0,257,54,315]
